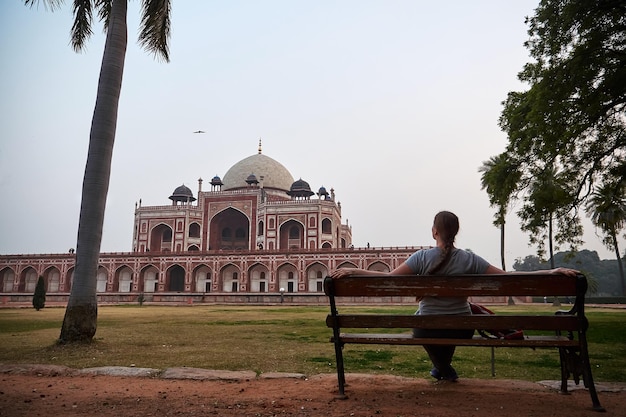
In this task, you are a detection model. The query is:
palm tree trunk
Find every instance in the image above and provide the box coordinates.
[548,214,560,306]
[548,214,555,269]
[59,0,128,343]
[501,221,515,305]
[500,222,506,271]
[612,233,626,296]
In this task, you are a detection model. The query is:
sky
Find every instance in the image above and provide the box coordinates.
[0,1,622,268]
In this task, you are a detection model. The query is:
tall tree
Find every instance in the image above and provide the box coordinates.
[479,152,521,271]
[499,0,625,213]
[586,182,626,295]
[517,166,583,267]
[25,0,172,343]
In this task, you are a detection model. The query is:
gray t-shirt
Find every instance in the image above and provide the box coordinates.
[405,247,490,315]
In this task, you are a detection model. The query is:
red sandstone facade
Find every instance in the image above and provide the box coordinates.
[0,143,430,304]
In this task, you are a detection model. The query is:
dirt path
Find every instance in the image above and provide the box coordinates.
[1,366,624,416]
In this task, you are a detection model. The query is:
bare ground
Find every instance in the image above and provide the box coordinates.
[1,365,624,417]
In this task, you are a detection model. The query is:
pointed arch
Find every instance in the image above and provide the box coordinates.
[306,261,329,292]
[368,261,391,273]
[193,264,212,292]
[97,266,109,293]
[220,263,242,292]
[43,266,61,293]
[336,261,358,270]
[139,264,159,293]
[115,265,134,293]
[150,223,174,252]
[248,262,270,292]
[279,219,305,250]
[166,264,186,292]
[188,222,201,238]
[19,266,38,292]
[1,267,15,292]
[277,262,299,293]
[209,207,250,250]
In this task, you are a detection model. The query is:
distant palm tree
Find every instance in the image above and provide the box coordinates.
[479,153,521,271]
[25,0,172,342]
[586,183,626,295]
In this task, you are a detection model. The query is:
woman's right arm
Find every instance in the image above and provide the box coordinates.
[331,262,414,279]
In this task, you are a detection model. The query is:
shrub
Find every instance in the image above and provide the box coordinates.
[32,276,46,311]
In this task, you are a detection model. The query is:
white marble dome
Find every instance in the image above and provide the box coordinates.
[222,153,294,191]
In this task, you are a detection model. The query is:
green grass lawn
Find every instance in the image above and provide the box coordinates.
[0,305,624,382]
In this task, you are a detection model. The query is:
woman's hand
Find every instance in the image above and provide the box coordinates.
[330,268,354,279]
[549,267,579,276]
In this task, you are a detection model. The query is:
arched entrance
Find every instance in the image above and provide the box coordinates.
[167,265,186,292]
[209,208,250,250]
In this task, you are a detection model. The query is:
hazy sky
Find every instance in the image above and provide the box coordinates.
[1,1,622,267]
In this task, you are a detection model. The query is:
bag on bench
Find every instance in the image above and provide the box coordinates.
[469,302,524,340]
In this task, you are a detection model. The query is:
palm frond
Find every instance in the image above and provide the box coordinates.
[95,0,112,31]
[138,0,171,62]
[24,0,64,11]
[70,0,94,52]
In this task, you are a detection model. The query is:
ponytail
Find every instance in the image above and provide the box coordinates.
[426,211,459,274]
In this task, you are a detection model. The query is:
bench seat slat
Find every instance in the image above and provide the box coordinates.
[333,333,579,347]
[327,314,581,331]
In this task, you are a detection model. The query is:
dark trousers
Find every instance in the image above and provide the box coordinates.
[412,328,475,377]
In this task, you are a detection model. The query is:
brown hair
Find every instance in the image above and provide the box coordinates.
[427,211,459,274]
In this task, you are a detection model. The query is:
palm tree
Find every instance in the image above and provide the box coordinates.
[479,153,521,271]
[25,0,172,343]
[586,183,626,295]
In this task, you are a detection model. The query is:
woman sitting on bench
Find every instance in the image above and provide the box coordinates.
[331,210,577,382]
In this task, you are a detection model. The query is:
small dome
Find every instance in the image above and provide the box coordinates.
[287,178,314,198]
[210,175,223,186]
[246,173,259,185]
[169,184,196,202]
[318,186,328,196]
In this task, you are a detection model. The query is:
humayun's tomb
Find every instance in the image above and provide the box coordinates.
[1,141,443,305]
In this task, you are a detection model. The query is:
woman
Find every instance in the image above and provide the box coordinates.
[331,211,577,382]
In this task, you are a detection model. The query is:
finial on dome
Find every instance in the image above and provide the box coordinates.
[258,138,262,154]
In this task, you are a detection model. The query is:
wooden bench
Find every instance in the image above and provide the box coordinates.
[324,273,605,412]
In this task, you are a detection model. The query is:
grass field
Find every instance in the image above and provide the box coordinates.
[1,305,624,382]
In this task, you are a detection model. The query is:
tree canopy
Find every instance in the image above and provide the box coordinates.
[492,0,626,264]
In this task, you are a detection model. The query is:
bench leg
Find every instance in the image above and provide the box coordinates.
[333,340,347,399]
[578,342,605,412]
[559,346,605,412]
[558,347,570,395]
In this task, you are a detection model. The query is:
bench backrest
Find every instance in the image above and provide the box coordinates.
[324,273,589,332]
[323,273,586,299]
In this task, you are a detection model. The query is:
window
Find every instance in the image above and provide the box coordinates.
[289,227,299,239]
[322,218,332,234]
[189,223,201,238]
